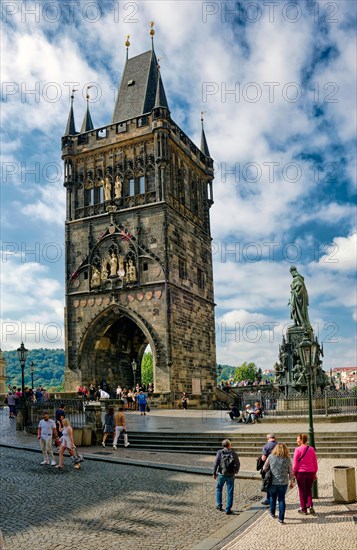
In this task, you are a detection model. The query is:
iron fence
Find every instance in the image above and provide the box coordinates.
[27,399,86,428]
[236,390,357,417]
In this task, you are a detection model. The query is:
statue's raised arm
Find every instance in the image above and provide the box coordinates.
[288,266,311,328]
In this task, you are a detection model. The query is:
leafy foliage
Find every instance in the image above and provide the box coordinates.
[217,364,236,382]
[233,362,258,383]
[141,352,153,385]
[3,349,65,391]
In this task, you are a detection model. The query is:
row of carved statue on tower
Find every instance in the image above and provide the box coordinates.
[91,252,137,288]
[102,176,122,201]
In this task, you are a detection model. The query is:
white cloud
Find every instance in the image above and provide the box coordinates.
[318,232,357,271]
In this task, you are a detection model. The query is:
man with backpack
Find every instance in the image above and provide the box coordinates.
[213,439,240,515]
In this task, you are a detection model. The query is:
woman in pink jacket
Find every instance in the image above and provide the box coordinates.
[293,433,318,515]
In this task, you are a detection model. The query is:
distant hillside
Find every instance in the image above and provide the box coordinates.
[3,349,65,391]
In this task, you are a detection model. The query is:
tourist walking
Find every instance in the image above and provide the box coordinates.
[55,419,75,468]
[113,407,129,449]
[263,443,294,524]
[55,403,66,436]
[136,390,148,415]
[213,439,240,515]
[293,433,318,515]
[181,392,189,410]
[37,411,58,466]
[102,407,115,447]
[261,433,278,505]
[6,392,18,418]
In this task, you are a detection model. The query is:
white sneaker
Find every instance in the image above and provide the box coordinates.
[101,442,105,448]
[51,460,56,466]
[40,460,49,465]
[124,443,130,447]
[113,445,117,450]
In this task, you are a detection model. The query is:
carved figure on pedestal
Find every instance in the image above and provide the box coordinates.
[117,255,125,278]
[274,362,285,384]
[114,176,122,199]
[101,257,108,280]
[110,252,118,277]
[127,259,137,282]
[288,266,311,328]
[316,365,328,391]
[103,177,111,201]
[91,266,101,288]
[293,361,307,388]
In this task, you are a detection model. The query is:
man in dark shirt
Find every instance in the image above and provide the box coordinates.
[261,433,278,504]
[228,403,240,421]
[55,404,66,436]
[213,439,240,515]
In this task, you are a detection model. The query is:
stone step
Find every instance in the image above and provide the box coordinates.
[109,443,357,458]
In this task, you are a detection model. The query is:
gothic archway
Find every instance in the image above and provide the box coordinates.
[77,305,158,393]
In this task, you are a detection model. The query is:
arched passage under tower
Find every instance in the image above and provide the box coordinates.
[74,306,158,394]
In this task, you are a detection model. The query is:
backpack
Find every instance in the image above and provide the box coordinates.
[220,451,237,475]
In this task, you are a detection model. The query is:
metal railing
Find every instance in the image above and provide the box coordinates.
[27,399,87,428]
[233,390,357,417]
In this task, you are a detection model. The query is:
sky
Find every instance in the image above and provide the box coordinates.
[1,0,356,372]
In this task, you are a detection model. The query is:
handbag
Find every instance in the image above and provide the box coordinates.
[256,456,264,471]
[261,468,272,492]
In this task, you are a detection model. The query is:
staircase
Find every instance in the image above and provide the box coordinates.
[122,432,357,458]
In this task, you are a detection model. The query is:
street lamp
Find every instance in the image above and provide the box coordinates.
[131,359,138,388]
[16,342,28,400]
[298,330,318,498]
[30,361,35,390]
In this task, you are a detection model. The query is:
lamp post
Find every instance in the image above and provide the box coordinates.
[298,330,318,498]
[16,342,28,400]
[30,361,35,390]
[131,359,138,388]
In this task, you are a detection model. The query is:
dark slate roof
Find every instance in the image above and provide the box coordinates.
[81,103,94,133]
[112,50,169,123]
[64,101,76,136]
[200,124,210,157]
[154,70,169,109]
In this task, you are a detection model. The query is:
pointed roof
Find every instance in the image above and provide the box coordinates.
[112,50,169,123]
[64,94,77,136]
[154,66,169,110]
[200,120,210,157]
[81,101,94,133]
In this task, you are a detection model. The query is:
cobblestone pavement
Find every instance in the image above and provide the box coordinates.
[0,446,261,550]
[221,458,357,550]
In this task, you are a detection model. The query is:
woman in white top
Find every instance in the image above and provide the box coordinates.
[55,419,75,468]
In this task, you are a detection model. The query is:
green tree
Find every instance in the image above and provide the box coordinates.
[141,352,153,385]
[233,362,258,383]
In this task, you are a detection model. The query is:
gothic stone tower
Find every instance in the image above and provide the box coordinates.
[62,36,216,404]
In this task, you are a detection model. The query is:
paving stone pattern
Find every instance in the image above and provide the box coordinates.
[0,447,261,550]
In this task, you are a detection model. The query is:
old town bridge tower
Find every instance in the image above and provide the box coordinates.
[62,31,216,404]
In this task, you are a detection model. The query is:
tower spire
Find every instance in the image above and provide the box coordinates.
[154,58,169,110]
[64,89,77,136]
[81,86,94,133]
[149,21,155,50]
[200,112,210,157]
[125,34,130,61]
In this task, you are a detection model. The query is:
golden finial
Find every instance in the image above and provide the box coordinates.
[201,111,206,123]
[86,84,93,101]
[125,34,130,48]
[149,21,155,37]
[70,88,78,102]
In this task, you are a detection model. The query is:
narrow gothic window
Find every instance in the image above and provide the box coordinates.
[179,258,187,279]
[84,188,94,206]
[138,175,145,194]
